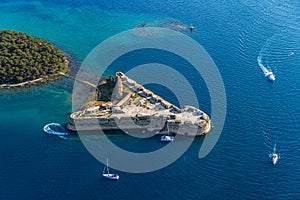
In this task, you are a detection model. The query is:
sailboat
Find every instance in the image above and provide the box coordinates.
[102,159,119,180]
[272,153,278,165]
[160,123,174,142]
[271,143,279,165]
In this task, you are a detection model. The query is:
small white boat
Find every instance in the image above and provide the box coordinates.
[160,123,174,142]
[102,159,119,180]
[272,153,278,165]
[43,123,68,136]
[265,71,275,81]
[270,142,279,165]
[161,135,174,142]
[189,23,195,32]
[288,52,294,56]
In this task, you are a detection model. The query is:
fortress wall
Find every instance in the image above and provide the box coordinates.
[67,72,211,136]
[67,115,165,132]
[68,115,209,135]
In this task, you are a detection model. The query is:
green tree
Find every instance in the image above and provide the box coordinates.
[0,30,69,84]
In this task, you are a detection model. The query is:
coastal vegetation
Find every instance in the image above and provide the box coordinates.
[0,30,69,85]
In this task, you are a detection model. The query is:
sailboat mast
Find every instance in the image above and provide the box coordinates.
[106,159,110,174]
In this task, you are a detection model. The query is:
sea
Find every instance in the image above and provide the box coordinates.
[0,0,299,199]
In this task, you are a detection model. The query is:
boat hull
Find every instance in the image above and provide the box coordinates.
[161,135,174,142]
[272,154,278,165]
[265,72,275,81]
[103,174,119,180]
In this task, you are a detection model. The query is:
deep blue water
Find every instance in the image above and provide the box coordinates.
[0,0,299,199]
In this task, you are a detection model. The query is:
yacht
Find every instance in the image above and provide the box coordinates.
[102,159,119,180]
[272,153,278,165]
[160,123,174,142]
[161,135,174,142]
[189,24,195,32]
[265,71,275,81]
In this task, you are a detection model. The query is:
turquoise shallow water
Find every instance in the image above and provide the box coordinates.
[0,0,299,199]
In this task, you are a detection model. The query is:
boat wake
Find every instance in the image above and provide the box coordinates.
[261,131,280,165]
[257,43,277,81]
[257,55,269,75]
[43,123,68,136]
[257,55,276,81]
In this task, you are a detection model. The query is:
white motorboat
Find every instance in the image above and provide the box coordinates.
[272,153,278,165]
[43,123,68,136]
[102,159,119,180]
[265,71,275,81]
[160,123,174,142]
[189,23,195,32]
[161,135,174,142]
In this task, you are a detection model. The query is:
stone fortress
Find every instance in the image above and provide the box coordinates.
[67,72,211,136]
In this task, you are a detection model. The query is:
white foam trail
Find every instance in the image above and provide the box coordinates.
[257,55,270,75]
[273,141,277,153]
[257,35,277,77]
